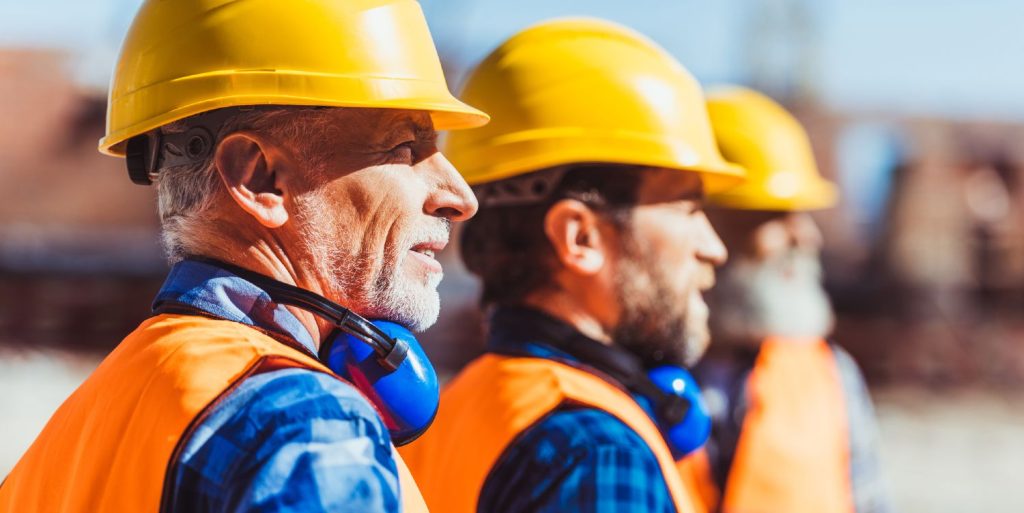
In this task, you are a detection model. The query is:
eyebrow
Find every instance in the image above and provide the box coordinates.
[372,118,436,149]
[667,182,705,203]
[680,188,704,201]
[415,126,438,145]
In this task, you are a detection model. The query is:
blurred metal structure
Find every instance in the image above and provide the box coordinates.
[746,0,821,100]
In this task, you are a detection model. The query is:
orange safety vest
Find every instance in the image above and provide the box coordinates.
[0,314,428,513]
[678,448,719,512]
[694,337,854,513]
[401,354,704,513]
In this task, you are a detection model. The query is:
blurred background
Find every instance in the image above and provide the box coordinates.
[2,0,1023,510]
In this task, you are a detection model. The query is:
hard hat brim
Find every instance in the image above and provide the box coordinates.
[451,129,747,193]
[98,72,490,157]
[709,178,839,211]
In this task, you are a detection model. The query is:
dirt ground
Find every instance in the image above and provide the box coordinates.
[873,386,1024,513]
[2,348,1023,512]
[0,348,101,473]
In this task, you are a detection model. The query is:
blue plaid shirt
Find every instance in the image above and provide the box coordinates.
[155,259,401,513]
[478,308,677,513]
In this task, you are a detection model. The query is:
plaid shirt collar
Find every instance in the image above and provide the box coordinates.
[152,259,317,354]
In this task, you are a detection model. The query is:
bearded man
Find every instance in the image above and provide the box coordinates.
[401,19,745,513]
[693,86,891,513]
[0,1,487,512]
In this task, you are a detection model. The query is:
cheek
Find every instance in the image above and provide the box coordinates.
[312,183,371,256]
[319,166,426,255]
[751,220,791,260]
[633,210,702,280]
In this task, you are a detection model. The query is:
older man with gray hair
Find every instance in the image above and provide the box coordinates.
[0,1,486,512]
[693,86,889,513]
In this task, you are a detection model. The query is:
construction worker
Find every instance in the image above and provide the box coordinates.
[0,1,487,511]
[402,19,746,513]
[693,86,890,513]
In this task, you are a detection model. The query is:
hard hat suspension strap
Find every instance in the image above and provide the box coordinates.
[123,106,285,186]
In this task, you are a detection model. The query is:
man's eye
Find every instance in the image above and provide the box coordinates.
[388,142,414,162]
[671,200,702,216]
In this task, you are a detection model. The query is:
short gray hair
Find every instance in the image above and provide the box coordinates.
[155,107,335,263]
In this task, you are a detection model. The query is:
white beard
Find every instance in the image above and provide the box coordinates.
[366,257,443,332]
[709,250,834,345]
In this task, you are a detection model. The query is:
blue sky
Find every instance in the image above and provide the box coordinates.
[1,0,1022,121]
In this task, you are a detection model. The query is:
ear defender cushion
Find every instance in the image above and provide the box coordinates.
[325,321,440,446]
[648,365,712,459]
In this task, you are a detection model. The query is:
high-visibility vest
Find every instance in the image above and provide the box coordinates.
[696,337,855,513]
[0,314,428,513]
[401,354,702,513]
[678,448,719,512]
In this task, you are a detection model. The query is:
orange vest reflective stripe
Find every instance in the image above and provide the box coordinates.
[0,314,428,513]
[720,337,854,513]
[401,354,699,513]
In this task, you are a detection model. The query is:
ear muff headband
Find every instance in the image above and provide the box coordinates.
[209,259,410,371]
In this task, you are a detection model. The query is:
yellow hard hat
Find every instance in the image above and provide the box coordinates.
[445,18,745,192]
[99,0,489,157]
[705,86,838,211]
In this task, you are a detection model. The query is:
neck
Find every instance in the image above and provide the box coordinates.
[521,289,614,345]
[199,238,332,350]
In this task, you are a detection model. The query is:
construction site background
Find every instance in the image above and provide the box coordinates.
[3,1,1024,511]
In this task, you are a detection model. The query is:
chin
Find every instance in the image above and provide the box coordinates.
[685,334,711,365]
[377,285,441,333]
[405,294,441,333]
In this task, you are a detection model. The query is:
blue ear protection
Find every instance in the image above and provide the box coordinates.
[321,322,439,445]
[612,363,710,460]
[212,261,438,446]
[646,365,712,459]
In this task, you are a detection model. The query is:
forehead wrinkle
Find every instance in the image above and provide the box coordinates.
[393,111,434,140]
[634,169,705,206]
[323,108,405,150]
[371,109,435,143]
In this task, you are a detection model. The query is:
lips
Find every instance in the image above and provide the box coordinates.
[410,240,447,258]
[408,240,447,274]
[413,248,435,259]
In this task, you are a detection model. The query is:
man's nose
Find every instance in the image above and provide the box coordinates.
[422,152,479,222]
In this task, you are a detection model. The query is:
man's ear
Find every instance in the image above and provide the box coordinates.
[214,133,289,228]
[544,199,607,276]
